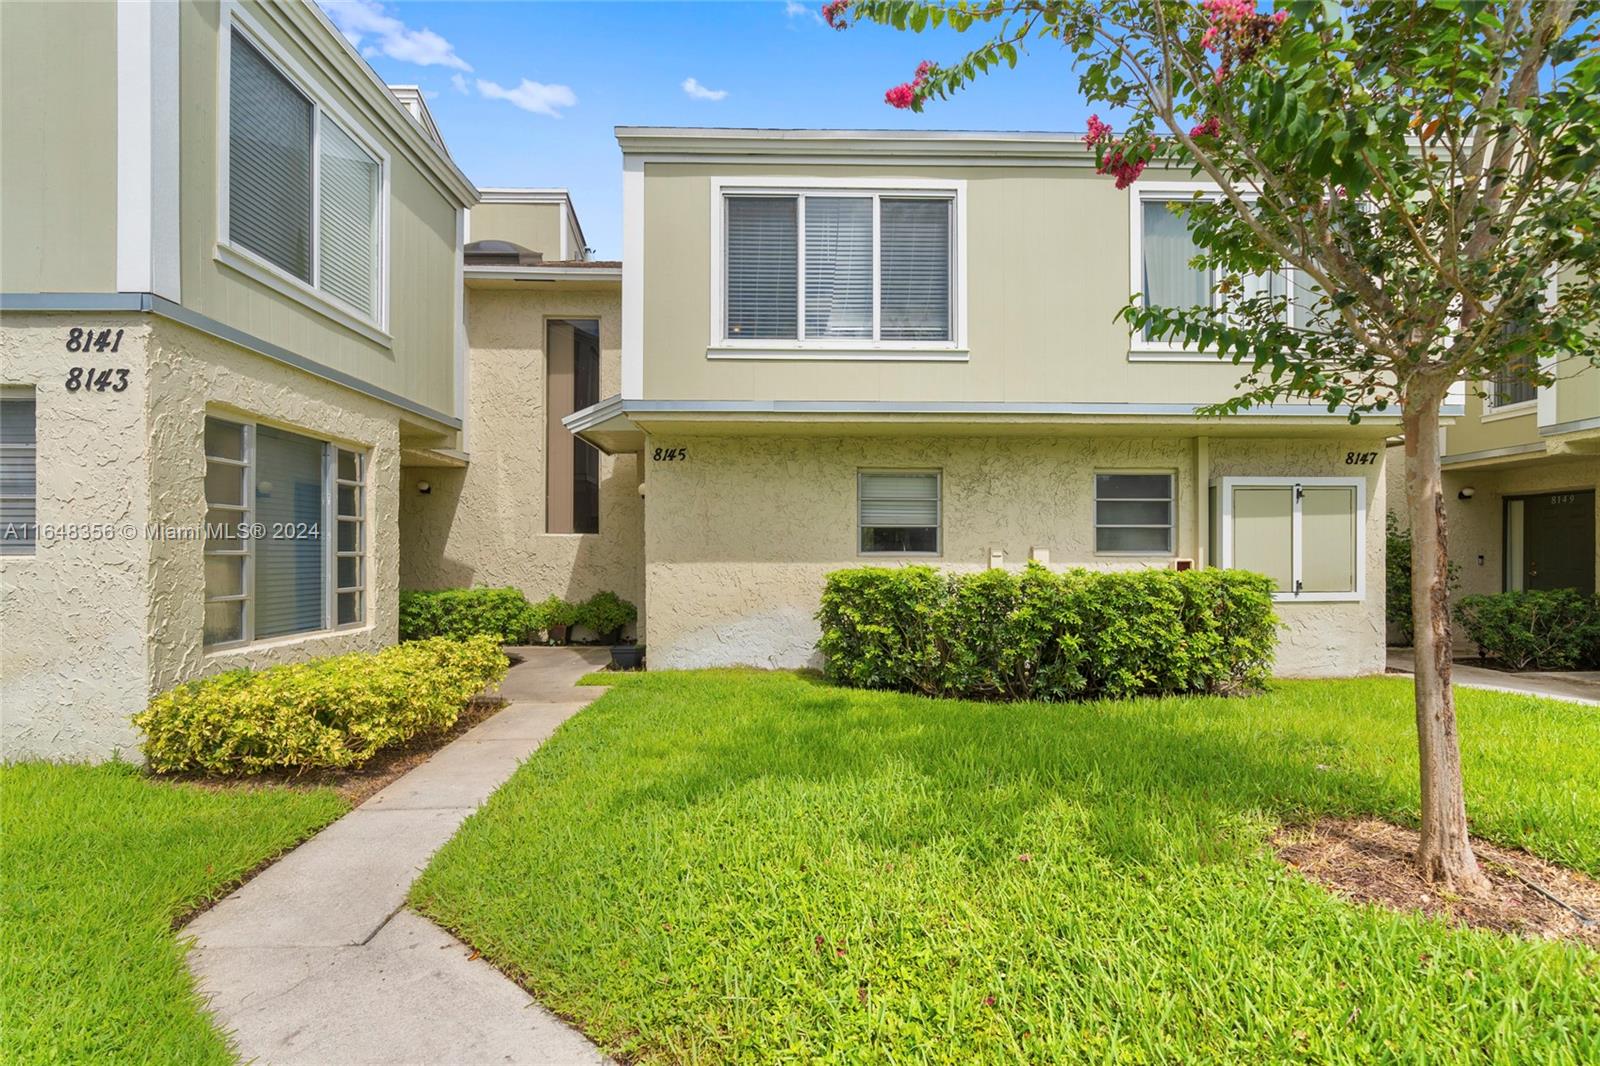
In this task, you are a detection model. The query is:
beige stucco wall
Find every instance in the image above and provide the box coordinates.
[0,0,119,293]
[177,0,462,418]
[1439,456,1599,601]
[1556,361,1600,428]
[1,312,403,760]
[643,432,1386,679]
[399,285,644,622]
[1,314,153,759]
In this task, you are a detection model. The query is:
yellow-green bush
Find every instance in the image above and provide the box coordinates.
[134,637,509,775]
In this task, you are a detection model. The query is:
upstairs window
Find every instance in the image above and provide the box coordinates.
[1490,350,1538,408]
[724,190,955,346]
[226,26,383,321]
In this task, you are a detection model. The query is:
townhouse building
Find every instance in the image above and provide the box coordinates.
[1,0,475,757]
[1407,347,1598,603]
[568,128,1405,677]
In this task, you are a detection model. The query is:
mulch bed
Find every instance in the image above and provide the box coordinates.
[1273,817,1600,949]
[159,696,508,807]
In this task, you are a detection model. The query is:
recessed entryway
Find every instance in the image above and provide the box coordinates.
[1503,489,1595,593]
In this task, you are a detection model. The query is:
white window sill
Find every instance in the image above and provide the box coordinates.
[710,345,967,363]
[1481,400,1537,422]
[215,243,391,348]
[1127,347,1222,363]
[204,621,372,658]
[1271,592,1363,603]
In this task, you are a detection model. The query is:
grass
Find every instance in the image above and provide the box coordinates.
[1,762,345,1064]
[413,671,1600,1064]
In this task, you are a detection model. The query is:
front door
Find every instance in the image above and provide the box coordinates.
[1504,490,1595,593]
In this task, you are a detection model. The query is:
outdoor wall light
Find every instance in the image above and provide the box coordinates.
[417,480,432,495]
[1458,487,1476,500]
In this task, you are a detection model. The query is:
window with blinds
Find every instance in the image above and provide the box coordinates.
[724,191,954,345]
[203,415,368,648]
[859,471,941,555]
[227,27,383,322]
[0,389,37,556]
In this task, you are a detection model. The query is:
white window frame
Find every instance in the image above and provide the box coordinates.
[217,3,392,345]
[709,177,967,361]
[1128,181,1305,362]
[203,414,370,651]
[857,469,943,558]
[0,385,37,557]
[1216,475,1366,603]
[1093,470,1176,556]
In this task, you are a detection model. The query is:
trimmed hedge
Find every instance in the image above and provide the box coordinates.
[817,563,1278,701]
[399,587,538,643]
[1455,589,1600,671]
[134,636,509,775]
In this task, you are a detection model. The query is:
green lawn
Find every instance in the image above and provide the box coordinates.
[413,672,1600,1064]
[1,762,345,1064]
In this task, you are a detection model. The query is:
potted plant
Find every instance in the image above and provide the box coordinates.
[534,596,577,645]
[576,592,641,667]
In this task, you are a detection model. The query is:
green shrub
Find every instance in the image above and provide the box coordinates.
[576,591,637,642]
[1454,589,1600,670]
[134,636,509,775]
[533,595,579,631]
[817,563,1278,701]
[1384,512,1459,646]
[399,587,538,643]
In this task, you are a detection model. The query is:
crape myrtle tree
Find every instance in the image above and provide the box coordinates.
[827,0,1600,890]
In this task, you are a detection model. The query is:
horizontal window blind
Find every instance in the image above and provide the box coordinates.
[859,471,940,554]
[0,391,37,555]
[726,197,798,339]
[879,198,951,341]
[229,30,313,282]
[317,115,380,316]
[804,197,873,339]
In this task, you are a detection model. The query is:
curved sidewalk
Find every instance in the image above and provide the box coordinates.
[187,647,616,1065]
[1386,648,1600,706]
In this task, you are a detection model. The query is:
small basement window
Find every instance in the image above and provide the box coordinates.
[1094,472,1174,554]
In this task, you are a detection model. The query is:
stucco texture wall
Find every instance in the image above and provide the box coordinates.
[643,432,1387,679]
[399,287,644,621]
[1,312,403,760]
[2,314,153,760]
[144,317,401,693]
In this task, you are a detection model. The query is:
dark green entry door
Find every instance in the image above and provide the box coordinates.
[1504,490,1595,594]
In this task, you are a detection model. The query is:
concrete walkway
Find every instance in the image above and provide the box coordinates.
[187,647,616,1065]
[1387,648,1600,706]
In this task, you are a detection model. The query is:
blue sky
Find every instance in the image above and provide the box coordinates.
[321,1,1095,257]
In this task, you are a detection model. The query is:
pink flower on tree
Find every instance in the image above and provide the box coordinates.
[822,0,849,30]
[1084,113,1113,145]
[884,59,937,110]
[1189,116,1221,138]
[1083,115,1151,189]
[1200,0,1289,82]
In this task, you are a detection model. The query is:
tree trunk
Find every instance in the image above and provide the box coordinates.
[1401,387,1488,893]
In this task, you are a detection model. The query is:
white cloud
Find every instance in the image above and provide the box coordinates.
[784,0,824,26]
[476,77,577,118]
[681,77,729,102]
[450,73,469,95]
[322,0,471,71]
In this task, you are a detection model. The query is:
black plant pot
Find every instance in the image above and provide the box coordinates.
[610,644,645,671]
